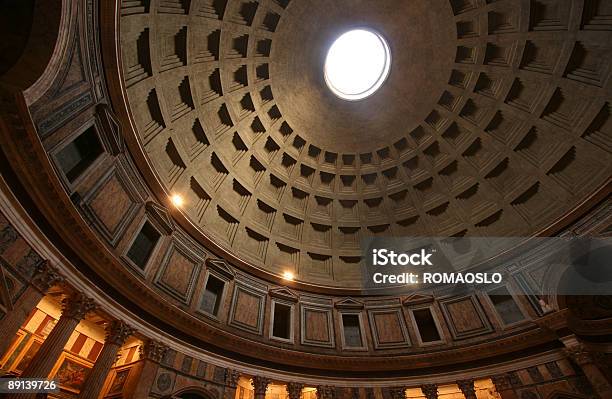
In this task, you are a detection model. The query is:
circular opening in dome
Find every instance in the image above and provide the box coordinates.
[324,29,391,101]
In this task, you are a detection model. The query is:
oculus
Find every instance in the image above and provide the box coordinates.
[324,29,391,101]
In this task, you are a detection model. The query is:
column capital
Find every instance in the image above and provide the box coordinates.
[252,376,271,395]
[420,384,438,399]
[491,374,514,392]
[62,292,96,320]
[31,261,64,292]
[316,385,335,399]
[139,339,168,363]
[561,336,603,366]
[389,386,406,399]
[105,320,134,346]
[561,336,612,398]
[287,382,304,399]
[457,379,476,399]
[564,343,603,366]
[225,369,241,388]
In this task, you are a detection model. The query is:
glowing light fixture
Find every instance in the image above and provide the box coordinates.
[324,29,391,101]
[282,271,295,281]
[170,194,184,208]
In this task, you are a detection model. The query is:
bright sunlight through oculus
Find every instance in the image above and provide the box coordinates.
[324,29,391,101]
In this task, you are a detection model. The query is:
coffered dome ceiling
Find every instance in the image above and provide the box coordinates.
[120,0,612,288]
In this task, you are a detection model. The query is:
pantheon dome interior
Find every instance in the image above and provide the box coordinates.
[0,0,611,398]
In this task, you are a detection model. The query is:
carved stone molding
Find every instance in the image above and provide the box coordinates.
[31,261,64,292]
[106,320,134,346]
[252,376,271,395]
[287,382,305,399]
[316,385,335,399]
[420,384,438,399]
[62,292,96,320]
[225,368,240,388]
[139,339,169,363]
[457,379,476,399]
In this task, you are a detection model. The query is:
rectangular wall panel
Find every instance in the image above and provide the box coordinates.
[228,283,266,334]
[300,304,334,348]
[82,160,144,246]
[367,308,411,349]
[154,241,203,304]
[439,295,493,339]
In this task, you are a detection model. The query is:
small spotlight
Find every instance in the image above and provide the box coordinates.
[282,271,294,281]
[170,194,184,208]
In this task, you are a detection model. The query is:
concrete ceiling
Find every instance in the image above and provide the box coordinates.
[119,0,612,288]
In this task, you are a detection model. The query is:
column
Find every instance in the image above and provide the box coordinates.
[316,385,335,399]
[389,386,406,399]
[224,369,241,399]
[21,292,95,378]
[561,336,612,398]
[287,382,304,399]
[420,384,438,399]
[7,292,95,399]
[252,376,271,399]
[78,320,134,398]
[130,340,169,398]
[491,374,518,399]
[0,262,63,357]
[457,379,476,399]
